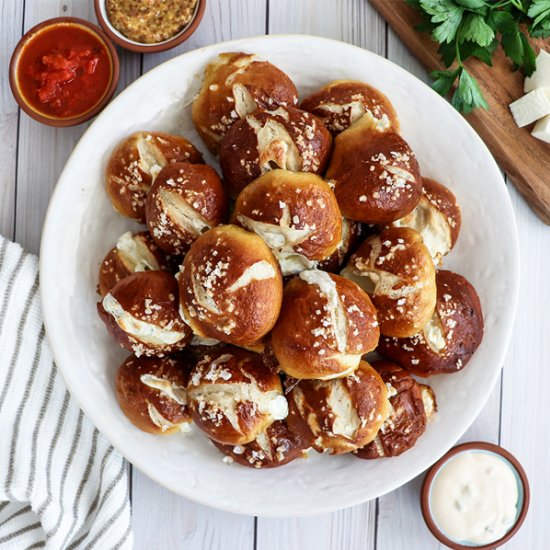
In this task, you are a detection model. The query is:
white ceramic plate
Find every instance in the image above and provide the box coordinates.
[40,35,519,517]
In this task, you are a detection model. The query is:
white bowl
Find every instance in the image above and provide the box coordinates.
[40,35,519,517]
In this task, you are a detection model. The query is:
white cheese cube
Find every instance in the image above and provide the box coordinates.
[509,88,550,127]
[525,50,550,93]
[531,114,550,144]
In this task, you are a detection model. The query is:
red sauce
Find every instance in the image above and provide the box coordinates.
[17,23,112,119]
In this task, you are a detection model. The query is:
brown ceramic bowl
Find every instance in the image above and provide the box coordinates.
[421,442,530,549]
[9,17,119,128]
[94,0,206,53]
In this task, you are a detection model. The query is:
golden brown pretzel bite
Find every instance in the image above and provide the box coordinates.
[377,270,484,376]
[192,52,299,154]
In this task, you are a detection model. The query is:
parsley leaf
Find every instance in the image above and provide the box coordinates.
[460,38,498,66]
[528,0,550,29]
[488,10,517,34]
[451,68,488,114]
[458,13,495,46]
[420,0,464,43]
[410,0,550,113]
[520,31,536,75]
[501,28,524,66]
[455,0,486,10]
[431,68,461,96]
[437,41,457,67]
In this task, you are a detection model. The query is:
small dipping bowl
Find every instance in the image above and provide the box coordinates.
[9,17,119,127]
[421,442,529,549]
[94,0,206,53]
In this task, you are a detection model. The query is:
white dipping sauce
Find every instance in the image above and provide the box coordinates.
[430,451,519,545]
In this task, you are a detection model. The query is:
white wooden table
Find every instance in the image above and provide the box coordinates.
[1,1,548,548]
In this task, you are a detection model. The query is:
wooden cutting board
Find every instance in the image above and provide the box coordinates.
[370,0,550,225]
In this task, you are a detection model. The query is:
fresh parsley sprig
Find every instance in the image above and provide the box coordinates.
[407,0,550,113]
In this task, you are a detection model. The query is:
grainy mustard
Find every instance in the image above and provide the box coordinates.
[106,0,198,44]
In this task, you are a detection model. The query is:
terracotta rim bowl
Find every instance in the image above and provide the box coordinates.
[94,0,206,53]
[420,441,530,549]
[9,17,120,128]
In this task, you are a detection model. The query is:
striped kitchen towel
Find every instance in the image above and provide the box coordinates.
[0,236,133,549]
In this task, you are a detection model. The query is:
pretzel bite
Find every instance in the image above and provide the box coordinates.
[272,270,379,380]
[115,354,193,435]
[231,170,342,276]
[219,106,332,197]
[318,218,361,273]
[98,231,169,296]
[105,131,203,222]
[377,270,484,376]
[390,178,461,264]
[192,52,299,154]
[98,271,192,357]
[187,347,288,445]
[211,420,308,468]
[300,80,399,135]
[286,361,389,454]
[145,163,227,255]
[341,227,436,338]
[326,117,422,224]
[355,361,436,459]
[179,225,283,346]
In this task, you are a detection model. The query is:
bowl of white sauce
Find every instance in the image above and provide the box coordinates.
[421,442,530,549]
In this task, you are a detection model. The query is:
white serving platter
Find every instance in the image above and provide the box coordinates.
[40,35,519,517]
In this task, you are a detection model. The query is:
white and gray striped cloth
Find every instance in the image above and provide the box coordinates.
[0,236,133,549]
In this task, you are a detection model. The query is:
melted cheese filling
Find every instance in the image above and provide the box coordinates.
[147,402,191,432]
[423,312,446,352]
[299,269,348,353]
[325,381,360,438]
[392,198,451,262]
[116,232,160,272]
[158,188,212,236]
[190,383,288,431]
[247,115,302,172]
[102,294,185,346]
[318,101,391,131]
[233,83,258,119]
[237,205,316,276]
[140,374,187,405]
[227,260,276,292]
[136,136,166,179]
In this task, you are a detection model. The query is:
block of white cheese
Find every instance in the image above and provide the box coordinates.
[525,50,550,93]
[509,88,550,127]
[531,114,550,144]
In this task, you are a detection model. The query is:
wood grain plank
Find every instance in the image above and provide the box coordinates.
[499,184,550,549]
[370,0,550,225]
[257,505,376,550]
[141,0,268,74]
[267,0,385,54]
[131,469,254,550]
[130,1,263,545]
[375,22,505,550]
[258,2,384,548]
[0,0,24,240]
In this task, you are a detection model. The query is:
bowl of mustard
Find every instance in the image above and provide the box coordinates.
[94,0,206,53]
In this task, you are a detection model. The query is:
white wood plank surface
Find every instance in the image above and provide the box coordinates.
[1,0,547,548]
[498,183,550,550]
[131,470,254,550]
[0,0,24,240]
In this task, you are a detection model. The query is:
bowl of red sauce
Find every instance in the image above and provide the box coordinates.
[9,17,119,127]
